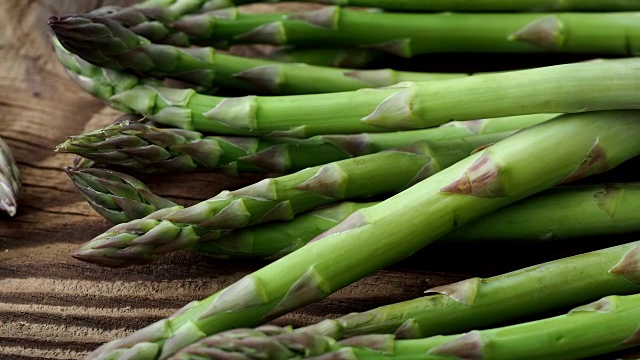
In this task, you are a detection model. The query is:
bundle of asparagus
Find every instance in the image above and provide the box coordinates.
[49,0,640,359]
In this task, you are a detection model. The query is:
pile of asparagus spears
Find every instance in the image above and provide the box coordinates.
[50,0,640,359]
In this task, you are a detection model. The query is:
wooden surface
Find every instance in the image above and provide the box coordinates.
[0,1,639,359]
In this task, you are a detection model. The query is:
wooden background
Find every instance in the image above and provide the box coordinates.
[1,1,639,359]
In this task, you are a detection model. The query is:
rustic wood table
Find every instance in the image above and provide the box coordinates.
[1,1,639,359]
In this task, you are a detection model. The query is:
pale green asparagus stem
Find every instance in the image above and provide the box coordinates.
[172,240,640,359]
[126,8,640,57]
[52,37,640,137]
[0,136,20,217]
[279,0,640,12]
[56,118,537,174]
[72,131,493,266]
[173,292,640,360]
[84,111,640,359]
[49,16,468,94]
[66,160,640,257]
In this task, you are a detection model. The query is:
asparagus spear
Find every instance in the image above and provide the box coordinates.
[85,8,640,57]
[0,136,20,217]
[72,129,497,266]
[248,47,382,69]
[172,240,640,358]
[50,16,468,94]
[173,292,640,360]
[278,0,640,12]
[51,38,640,137]
[64,167,177,224]
[69,162,640,259]
[56,118,543,174]
[83,111,640,359]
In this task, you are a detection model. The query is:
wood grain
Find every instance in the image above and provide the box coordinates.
[0,1,639,359]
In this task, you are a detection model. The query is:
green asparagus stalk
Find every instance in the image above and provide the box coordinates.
[51,38,640,137]
[105,8,640,57]
[83,111,640,359]
[279,0,640,12]
[49,16,468,94]
[0,136,20,217]
[173,240,640,358]
[246,46,383,69]
[64,167,177,224]
[56,118,543,174]
[69,162,640,259]
[173,292,640,360]
[72,129,498,266]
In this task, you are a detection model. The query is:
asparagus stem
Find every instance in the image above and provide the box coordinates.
[83,111,640,359]
[280,0,640,12]
[0,136,20,217]
[70,163,640,258]
[171,240,640,359]
[72,129,495,266]
[56,118,541,174]
[247,46,383,69]
[93,8,640,57]
[52,39,640,137]
[174,291,640,360]
[50,15,468,94]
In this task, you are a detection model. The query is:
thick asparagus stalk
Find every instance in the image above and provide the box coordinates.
[94,8,640,57]
[172,240,640,358]
[281,0,640,12]
[72,130,493,266]
[247,46,383,69]
[64,167,177,224]
[173,292,640,360]
[50,16,468,94]
[0,136,20,217]
[83,111,640,359]
[51,38,640,137]
[56,118,539,174]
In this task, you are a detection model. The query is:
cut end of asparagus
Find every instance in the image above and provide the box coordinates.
[509,15,565,51]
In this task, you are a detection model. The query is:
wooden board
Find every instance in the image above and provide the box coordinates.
[0,1,639,359]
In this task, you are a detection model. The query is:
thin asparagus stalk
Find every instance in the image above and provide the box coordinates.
[52,39,640,137]
[69,163,640,259]
[72,129,496,266]
[64,167,177,224]
[0,136,20,217]
[90,8,640,57]
[246,46,383,69]
[173,292,640,360]
[83,111,640,359]
[172,240,640,359]
[56,118,539,174]
[49,16,468,94]
[280,0,640,12]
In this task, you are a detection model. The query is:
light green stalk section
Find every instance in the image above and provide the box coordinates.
[448,183,640,242]
[56,118,538,174]
[50,15,468,94]
[84,111,640,359]
[253,47,382,69]
[0,136,20,217]
[172,241,640,359]
[285,0,640,12]
[72,133,489,267]
[158,9,640,57]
